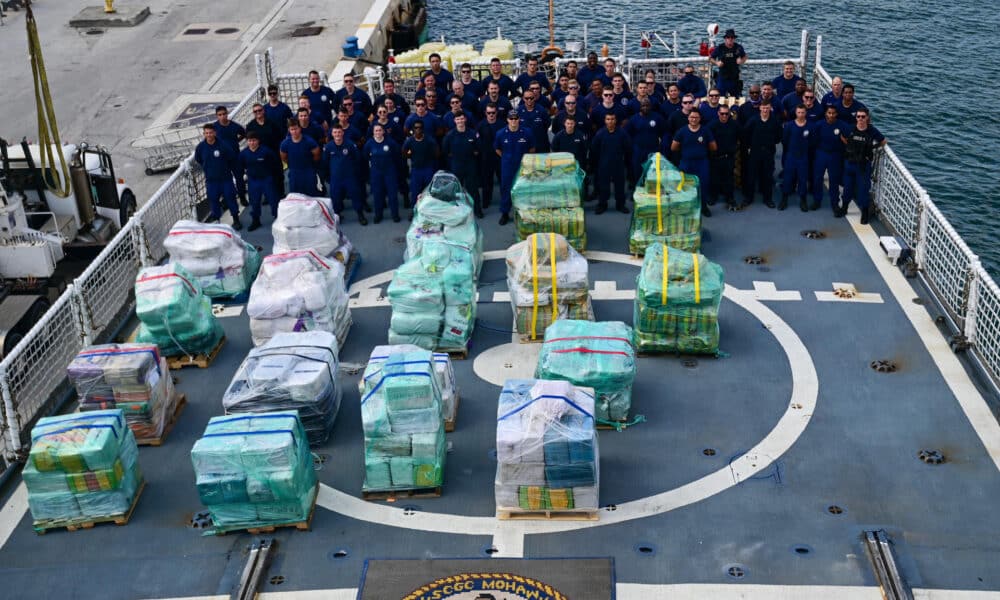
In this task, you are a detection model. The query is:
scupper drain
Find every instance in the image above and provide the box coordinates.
[918,449,945,464]
[870,360,897,373]
[190,510,212,529]
[744,255,764,265]
[801,229,826,239]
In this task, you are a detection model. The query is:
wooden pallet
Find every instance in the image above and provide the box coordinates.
[496,508,599,521]
[516,333,545,344]
[438,346,468,360]
[211,483,319,535]
[362,486,442,501]
[166,336,226,370]
[444,395,460,433]
[343,251,362,287]
[135,393,187,446]
[34,480,146,534]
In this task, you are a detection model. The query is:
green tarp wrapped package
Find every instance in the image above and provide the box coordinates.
[511,152,584,210]
[640,152,687,193]
[634,244,724,354]
[628,224,701,254]
[26,409,144,525]
[190,411,317,529]
[134,263,224,357]
[536,320,638,422]
[361,348,446,492]
[514,207,586,252]
[506,233,593,338]
[629,153,702,255]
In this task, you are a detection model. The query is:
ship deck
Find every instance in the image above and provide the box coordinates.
[2,196,1000,599]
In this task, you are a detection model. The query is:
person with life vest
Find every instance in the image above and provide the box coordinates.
[812,105,850,216]
[280,119,322,196]
[441,113,483,218]
[323,125,367,225]
[239,132,279,231]
[709,29,748,97]
[195,123,241,229]
[671,109,717,217]
[591,113,632,215]
[781,105,814,211]
[493,112,535,225]
[742,102,782,208]
[708,104,740,208]
[840,108,886,224]
[364,123,403,223]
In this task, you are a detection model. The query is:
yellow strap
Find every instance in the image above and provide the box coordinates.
[549,233,558,323]
[677,172,685,192]
[661,244,668,305]
[693,253,701,304]
[531,235,539,340]
[655,153,663,233]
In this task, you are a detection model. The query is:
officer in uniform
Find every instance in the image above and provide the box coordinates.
[280,120,321,196]
[625,99,667,188]
[516,90,551,153]
[708,105,739,208]
[821,76,844,111]
[195,123,241,229]
[840,108,886,224]
[771,61,802,99]
[666,95,697,139]
[424,53,455,97]
[781,105,813,211]
[264,85,294,140]
[370,105,405,144]
[482,57,516,98]
[447,81,479,117]
[552,95,589,135]
[456,63,482,99]
[364,124,403,223]
[676,65,707,99]
[812,105,849,215]
[301,71,336,126]
[443,99,477,130]
[551,115,589,173]
[373,78,410,116]
[742,103,782,207]
[296,107,326,146]
[590,88,628,136]
[515,56,551,96]
[478,82,513,122]
[213,105,247,206]
[710,29,747,97]
[591,113,631,214]
[324,125,367,225]
[780,79,808,121]
[246,103,284,200]
[403,121,439,210]
[835,83,868,123]
[493,113,535,224]
[660,83,683,117]
[476,103,504,209]
[576,52,602,91]
[404,98,441,138]
[441,113,483,217]
[698,89,723,124]
[671,110,717,217]
[238,132,279,230]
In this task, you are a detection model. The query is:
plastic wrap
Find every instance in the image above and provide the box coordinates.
[26,409,144,524]
[629,153,702,255]
[634,244,724,354]
[247,250,352,347]
[418,171,475,209]
[272,194,354,263]
[506,233,593,339]
[69,344,177,440]
[360,348,446,491]
[360,344,458,427]
[223,332,341,446]
[190,412,317,529]
[535,320,638,422]
[482,38,514,61]
[164,220,262,298]
[494,380,598,512]
[514,207,586,253]
[511,153,584,210]
[134,263,224,357]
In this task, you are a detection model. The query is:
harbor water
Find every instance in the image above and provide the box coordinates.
[426,1,1000,276]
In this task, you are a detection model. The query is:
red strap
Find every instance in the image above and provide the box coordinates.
[265,249,330,269]
[168,229,234,238]
[544,336,632,345]
[285,197,337,227]
[136,272,197,295]
[549,347,631,356]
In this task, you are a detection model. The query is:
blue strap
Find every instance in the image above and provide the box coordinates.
[212,414,298,426]
[202,428,294,439]
[362,359,433,383]
[361,371,433,405]
[497,392,595,422]
[33,412,124,433]
[33,423,119,442]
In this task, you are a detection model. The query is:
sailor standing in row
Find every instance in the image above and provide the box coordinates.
[591,113,631,215]
[516,90,550,152]
[324,125,367,226]
[841,108,886,224]
[494,113,534,225]
[213,106,247,207]
[476,104,503,210]
[671,110,716,217]
[402,121,438,212]
[742,103,782,208]
[302,71,337,127]
[708,105,740,208]
[441,113,483,218]
[364,124,403,223]
[245,102,285,199]
[781,105,812,211]
[812,105,849,216]
[625,99,666,188]
[280,120,321,196]
[195,124,242,229]
[239,132,279,231]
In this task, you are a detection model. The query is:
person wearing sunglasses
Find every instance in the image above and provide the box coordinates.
[245,102,284,198]
[671,109,716,217]
[446,80,478,117]
[402,121,439,213]
[301,70,336,127]
[741,102,782,208]
[590,87,627,137]
[442,98,477,131]
[677,64,707,100]
[323,125,367,226]
[516,91,551,153]
[264,85,294,139]
[552,95,588,136]
[442,113,483,218]
[493,113,534,225]
[591,112,631,215]
[456,62,482,99]
[709,105,740,209]
[239,132,280,231]
[710,29,748,97]
[840,108,886,225]
[698,88,723,124]
[666,95,697,142]
[373,78,410,117]
[364,123,403,223]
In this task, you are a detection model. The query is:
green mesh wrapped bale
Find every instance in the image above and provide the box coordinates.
[511,153,585,210]
[639,152,686,194]
[628,223,701,255]
[536,320,638,422]
[634,244,724,354]
[514,207,586,252]
[629,153,702,255]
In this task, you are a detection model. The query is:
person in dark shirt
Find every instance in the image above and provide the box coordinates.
[812,105,850,215]
[821,76,844,111]
[213,105,247,206]
[476,103,504,209]
[195,124,241,228]
[576,52,602,91]
[323,125,367,225]
[780,78,808,121]
[280,120,321,196]
[516,90,551,153]
[295,107,326,147]
[835,83,868,123]
[591,113,631,214]
[245,102,284,199]
[447,80,479,117]
[552,95,589,135]
[335,72,373,117]
[697,88,723,124]
[781,105,814,211]
[676,65,707,99]
[424,53,455,97]
[423,88,447,118]
[771,61,803,100]
[591,87,628,136]
[373,78,410,116]
[402,122,439,210]
[493,113,535,224]
[264,84,294,139]
[709,29,748,97]
[441,113,483,217]
[238,133,279,230]
[301,70,337,126]
[478,81,513,122]
[364,124,403,223]
[660,83,683,118]
[671,110,717,216]
[455,62,482,99]
[625,99,667,188]
[514,56,551,96]
[742,103,783,207]
[840,108,886,224]
[551,116,589,199]
[709,105,740,208]
[482,57,515,98]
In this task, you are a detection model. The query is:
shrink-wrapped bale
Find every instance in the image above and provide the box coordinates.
[69,344,178,441]
[514,207,586,253]
[247,250,352,348]
[511,153,586,251]
[164,220,262,298]
[634,244,724,354]
[361,344,458,428]
[506,233,593,340]
[272,194,353,262]
[536,320,637,422]
[629,153,702,255]
[26,409,144,525]
[190,412,317,530]
[223,332,341,446]
[360,348,446,492]
[134,263,224,357]
[494,380,598,513]
[409,171,482,275]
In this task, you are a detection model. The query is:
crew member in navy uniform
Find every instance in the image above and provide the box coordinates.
[671,110,717,217]
[516,90,551,153]
[709,105,740,208]
[515,56,551,96]
[625,99,667,188]
[528,82,551,112]
[493,113,535,225]
[424,53,454,97]
[447,80,479,117]
[195,124,241,229]
[610,73,633,106]
[660,83,683,117]
[742,103,782,208]
[780,79,808,121]
[551,115,589,175]
[296,108,326,146]
[737,84,762,122]
[246,102,285,199]
[370,105,405,144]
[552,95,589,135]
[442,98,477,131]
[598,58,629,92]
[478,81,513,123]
[239,132,279,231]
[364,124,403,223]
[404,98,441,138]
[676,65,707,99]
[482,57,515,98]
[280,120,321,196]
[698,88,723,124]
[812,105,849,215]
[373,78,410,116]
[626,81,660,116]
[591,88,628,136]
[555,80,583,110]
[666,95,697,140]
[840,108,886,224]
[264,84,294,140]
[403,121,438,211]
[771,61,803,100]
[301,70,336,126]
[456,63,482,100]
[551,73,571,106]
[710,29,748,97]
[591,113,632,215]
[835,83,867,123]
[476,103,504,209]
[576,52,602,91]
[442,113,483,217]
[423,89,447,118]
[213,105,247,206]
[821,76,844,111]
[644,70,667,102]
[324,125,367,225]
[781,105,814,211]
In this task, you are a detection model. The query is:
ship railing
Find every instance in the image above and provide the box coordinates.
[387,59,521,102]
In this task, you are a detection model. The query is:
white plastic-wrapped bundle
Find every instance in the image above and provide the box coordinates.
[164,220,262,298]
[361,344,458,428]
[272,194,353,262]
[247,250,352,347]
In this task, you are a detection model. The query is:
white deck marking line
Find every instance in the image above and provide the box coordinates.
[815,281,884,303]
[0,483,27,550]
[850,213,1000,473]
[202,0,295,93]
[751,281,802,301]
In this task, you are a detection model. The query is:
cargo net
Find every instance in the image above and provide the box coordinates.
[629,153,701,255]
[634,243,724,354]
[495,380,599,513]
[535,320,637,424]
[506,232,594,340]
[134,263,225,358]
[511,152,586,252]
[360,348,446,492]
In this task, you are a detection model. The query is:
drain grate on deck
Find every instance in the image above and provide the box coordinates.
[918,449,945,464]
[744,255,764,265]
[870,360,897,373]
[292,26,324,37]
[800,229,826,239]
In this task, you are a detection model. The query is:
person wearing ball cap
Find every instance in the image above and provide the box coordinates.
[709,28,747,98]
